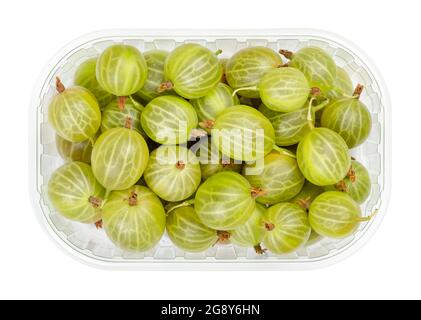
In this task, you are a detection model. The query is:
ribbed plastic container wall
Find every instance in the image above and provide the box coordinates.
[29,30,391,270]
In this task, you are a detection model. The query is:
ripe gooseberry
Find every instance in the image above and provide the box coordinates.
[309,191,373,239]
[191,83,239,132]
[91,127,149,191]
[321,84,372,148]
[229,203,267,254]
[102,185,165,251]
[47,162,104,223]
[262,203,311,254]
[195,171,260,230]
[74,57,114,108]
[234,67,313,113]
[48,77,101,142]
[325,160,371,204]
[243,148,305,205]
[101,98,146,137]
[225,47,282,98]
[280,46,337,92]
[136,50,169,102]
[143,145,201,202]
[204,105,275,161]
[96,44,148,110]
[159,43,222,99]
[55,134,94,164]
[140,95,198,144]
[166,203,217,252]
[192,138,242,181]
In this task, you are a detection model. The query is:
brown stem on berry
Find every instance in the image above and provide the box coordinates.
[89,196,102,208]
[199,120,215,130]
[254,244,267,255]
[217,230,231,243]
[296,196,312,211]
[94,220,103,229]
[157,81,173,93]
[278,62,290,68]
[335,180,348,192]
[55,77,66,93]
[353,84,364,98]
[128,191,138,206]
[176,161,185,170]
[124,116,133,129]
[117,96,126,111]
[279,49,294,59]
[347,166,356,183]
[251,187,267,199]
[220,158,234,168]
[310,87,322,97]
[264,222,275,231]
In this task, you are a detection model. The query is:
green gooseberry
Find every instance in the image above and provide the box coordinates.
[225,46,282,98]
[166,203,217,252]
[280,46,337,92]
[208,105,275,161]
[96,44,148,99]
[136,50,169,102]
[102,185,165,251]
[321,84,372,148]
[297,127,351,186]
[47,162,104,223]
[243,148,305,205]
[55,134,93,164]
[325,160,371,204]
[309,191,373,239]
[140,95,198,144]
[195,171,257,230]
[91,127,149,191]
[160,43,222,99]
[262,203,311,254]
[144,145,201,202]
[48,77,101,142]
[73,57,114,108]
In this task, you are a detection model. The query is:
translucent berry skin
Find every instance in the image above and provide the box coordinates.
[194,138,242,181]
[258,67,310,112]
[309,191,363,239]
[291,180,324,210]
[55,135,93,163]
[166,205,217,252]
[229,203,267,248]
[102,185,165,252]
[321,97,372,149]
[243,150,304,205]
[226,47,282,98]
[141,95,198,144]
[101,99,146,137]
[325,67,353,99]
[212,105,275,161]
[91,127,149,191]
[262,203,311,254]
[325,160,371,204]
[74,58,114,108]
[47,162,104,223]
[297,128,351,186]
[190,83,240,126]
[164,43,222,99]
[136,50,169,102]
[48,86,101,142]
[144,145,201,202]
[289,46,337,92]
[195,171,255,230]
[259,103,312,146]
[96,44,148,96]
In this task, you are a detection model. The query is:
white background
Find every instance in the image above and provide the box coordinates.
[0,0,419,300]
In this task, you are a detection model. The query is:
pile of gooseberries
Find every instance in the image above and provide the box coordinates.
[47,42,375,256]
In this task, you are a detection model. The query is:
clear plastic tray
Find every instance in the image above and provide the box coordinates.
[29,29,391,270]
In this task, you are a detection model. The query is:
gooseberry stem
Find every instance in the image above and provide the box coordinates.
[251,187,267,198]
[216,230,231,243]
[347,166,356,183]
[176,161,185,170]
[165,199,195,214]
[232,86,258,97]
[89,196,102,208]
[94,220,103,229]
[129,95,144,111]
[128,191,138,206]
[277,62,290,68]
[264,222,275,231]
[312,98,330,113]
[296,196,312,211]
[358,209,378,222]
[157,81,173,93]
[215,49,223,56]
[254,244,267,255]
[55,77,66,93]
[117,96,126,111]
[198,120,215,130]
[124,116,133,129]
[273,145,296,158]
[279,49,294,60]
[353,84,364,99]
